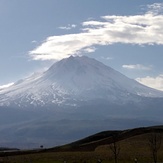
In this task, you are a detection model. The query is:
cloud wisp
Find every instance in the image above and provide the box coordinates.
[30,3,163,61]
[0,83,14,90]
[136,75,163,91]
[58,24,77,30]
[146,3,163,15]
[122,64,152,71]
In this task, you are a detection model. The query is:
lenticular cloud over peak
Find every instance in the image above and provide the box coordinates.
[29,3,163,61]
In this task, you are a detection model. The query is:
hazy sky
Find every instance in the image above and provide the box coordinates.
[0,0,163,91]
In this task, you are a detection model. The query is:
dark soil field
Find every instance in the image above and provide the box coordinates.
[1,126,163,163]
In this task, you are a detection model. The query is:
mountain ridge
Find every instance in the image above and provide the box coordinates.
[0,55,162,108]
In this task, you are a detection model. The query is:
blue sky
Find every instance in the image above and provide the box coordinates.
[0,0,163,91]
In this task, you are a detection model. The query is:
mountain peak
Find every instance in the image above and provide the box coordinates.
[0,56,163,108]
[49,55,114,73]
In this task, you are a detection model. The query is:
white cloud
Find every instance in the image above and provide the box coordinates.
[30,3,163,61]
[147,3,163,15]
[101,56,113,60]
[58,24,77,30]
[0,83,14,90]
[122,64,152,70]
[82,47,96,53]
[31,40,37,44]
[136,75,163,91]
[29,33,100,60]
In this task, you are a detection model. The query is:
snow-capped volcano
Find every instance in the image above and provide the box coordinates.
[0,56,163,148]
[0,56,163,108]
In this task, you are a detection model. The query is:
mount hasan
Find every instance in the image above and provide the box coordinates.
[0,56,162,108]
[0,56,163,148]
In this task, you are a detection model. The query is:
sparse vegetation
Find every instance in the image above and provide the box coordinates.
[0,126,163,163]
[148,132,162,163]
[109,134,120,163]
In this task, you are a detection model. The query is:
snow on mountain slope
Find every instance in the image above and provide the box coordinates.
[0,56,163,108]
